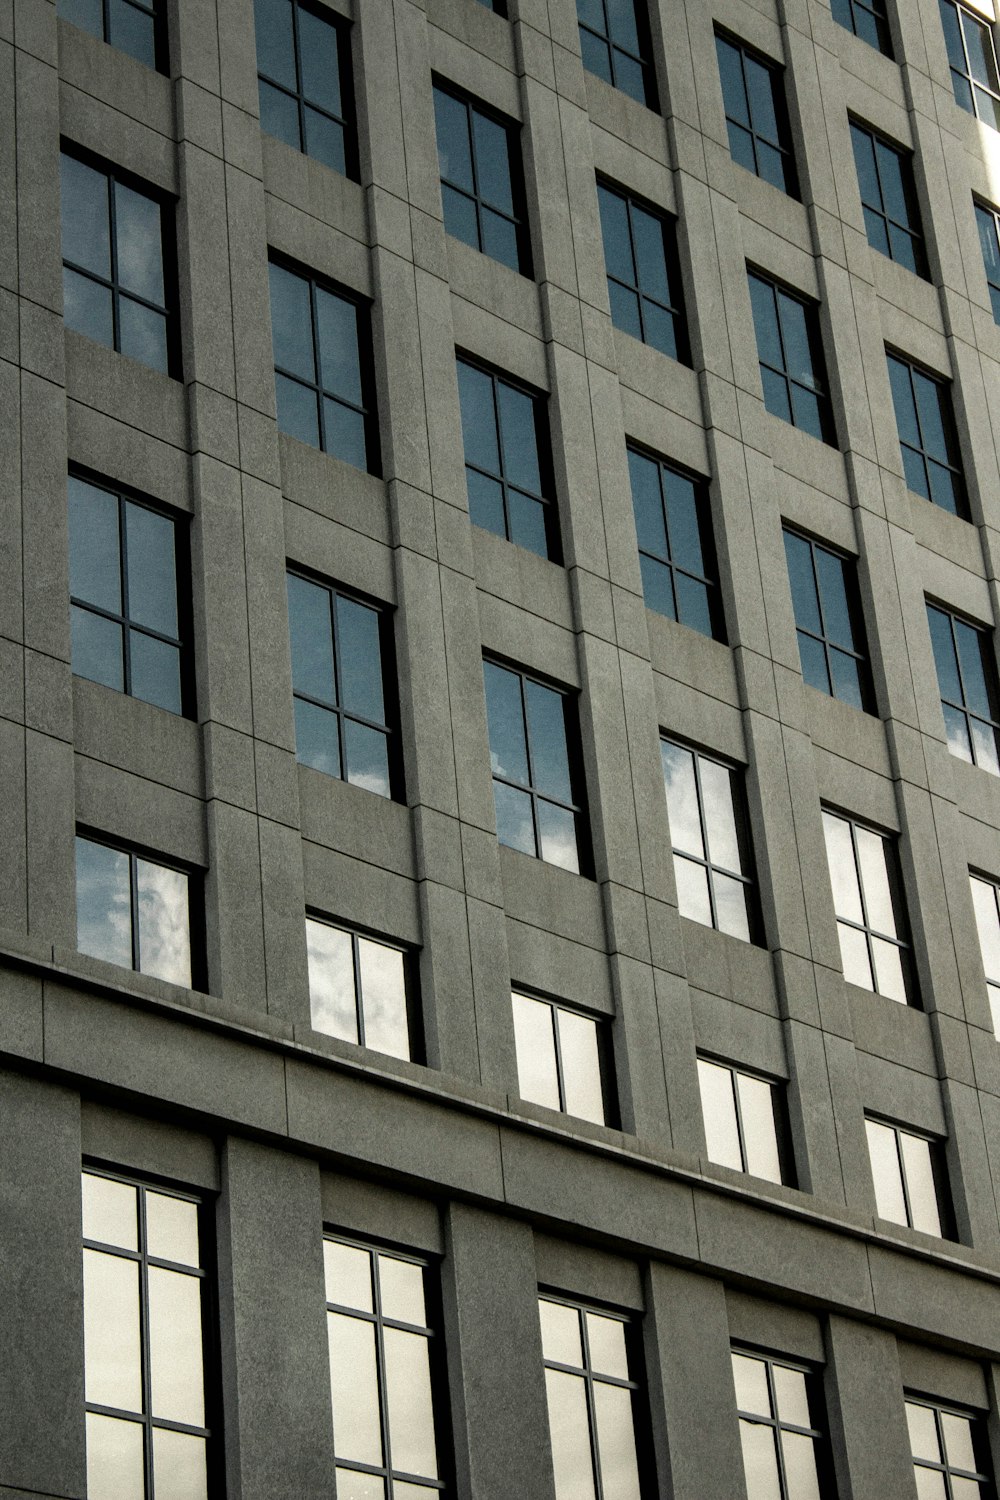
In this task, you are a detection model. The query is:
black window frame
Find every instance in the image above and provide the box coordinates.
[696,1054,795,1186]
[975,198,1000,322]
[57,0,167,72]
[576,0,659,110]
[864,1114,952,1237]
[782,524,874,712]
[886,348,967,517]
[715,29,799,197]
[849,117,928,277]
[821,807,915,1006]
[906,1395,995,1497]
[831,0,894,57]
[254,0,359,180]
[475,0,508,13]
[926,598,1000,775]
[747,268,837,445]
[627,443,723,640]
[596,178,691,366]
[940,0,1000,130]
[511,988,617,1127]
[305,912,423,1063]
[731,1345,835,1500]
[432,79,533,278]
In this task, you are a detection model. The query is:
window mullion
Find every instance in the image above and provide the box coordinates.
[765,1363,791,1500]
[579,1315,607,1500]
[137,1187,156,1499]
[352,931,366,1047]
[550,1003,568,1113]
[129,851,141,972]
[120,497,134,695]
[371,1254,394,1488]
[730,1068,750,1172]
[895,1127,916,1229]
[691,753,719,930]
[108,177,122,354]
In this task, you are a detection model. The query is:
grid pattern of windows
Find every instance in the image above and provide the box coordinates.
[850,120,927,276]
[69,474,188,717]
[975,199,1000,322]
[512,992,608,1125]
[715,33,798,196]
[60,151,175,376]
[907,1399,993,1497]
[456,358,558,560]
[287,570,397,798]
[597,182,689,363]
[731,1349,828,1500]
[433,83,531,275]
[484,660,588,875]
[661,740,756,942]
[940,0,1000,131]
[783,528,871,710]
[325,1238,445,1497]
[58,0,163,69]
[576,0,657,108]
[75,834,194,988]
[926,602,1000,775]
[628,447,720,638]
[822,810,912,1003]
[865,1117,947,1236]
[748,271,835,444]
[254,0,356,178]
[887,352,967,516]
[970,873,1000,1037]
[831,0,893,55]
[539,1296,648,1500]
[697,1058,786,1184]
[82,1170,212,1499]
[306,917,413,1062]
[268,260,379,473]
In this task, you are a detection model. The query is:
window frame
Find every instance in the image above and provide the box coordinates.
[576,0,659,110]
[731,1345,834,1500]
[255,0,358,180]
[848,117,928,277]
[305,912,421,1063]
[432,78,533,278]
[511,988,616,1127]
[926,598,1000,775]
[864,1114,951,1237]
[58,0,167,71]
[596,178,691,365]
[782,524,874,712]
[940,0,1000,129]
[831,0,894,56]
[715,29,800,197]
[886,348,967,517]
[906,1395,995,1496]
[628,443,724,641]
[696,1054,794,1186]
[747,268,837,445]
[975,198,1000,322]
[970,869,1000,1037]
[821,807,915,1005]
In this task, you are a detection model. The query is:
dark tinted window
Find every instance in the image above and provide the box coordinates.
[75,834,196,988]
[831,0,893,55]
[783,528,871,710]
[576,0,657,108]
[58,0,164,68]
[457,358,559,560]
[926,602,1000,775]
[661,739,757,942]
[886,351,966,516]
[748,271,836,444]
[597,182,689,363]
[715,32,798,195]
[433,83,531,275]
[850,120,926,275]
[940,0,1000,130]
[975,200,1000,322]
[628,447,720,638]
[254,0,357,178]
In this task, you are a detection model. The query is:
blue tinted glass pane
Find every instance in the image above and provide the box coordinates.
[876,140,909,224]
[299,7,342,115]
[577,0,607,34]
[494,781,536,855]
[990,284,1000,321]
[608,281,642,339]
[756,141,788,193]
[662,470,705,575]
[344,720,391,798]
[606,0,639,52]
[524,679,573,803]
[944,702,973,760]
[850,125,879,210]
[830,0,854,30]
[255,0,296,87]
[124,503,177,636]
[69,478,121,612]
[814,546,853,649]
[276,374,320,446]
[927,460,962,515]
[269,264,315,380]
[744,54,779,140]
[830,648,864,709]
[863,205,891,257]
[441,184,479,250]
[789,383,824,440]
[119,298,168,374]
[776,292,816,388]
[783,531,821,636]
[761,367,792,423]
[976,204,1000,283]
[507,490,549,559]
[260,80,302,149]
[322,398,368,471]
[798,632,830,694]
[497,382,541,495]
[481,208,520,271]
[716,37,750,127]
[76,837,133,968]
[674,573,713,637]
[336,597,386,724]
[612,50,645,105]
[912,370,950,461]
[458,362,500,476]
[639,554,676,618]
[484,662,529,785]
[115,183,164,304]
[537,800,579,872]
[965,13,999,88]
[888,223,919,272]
[901,444,929,498]
[726,122,758,175]
[287,573,335,702]
[927,605,962,703]
[305,109,347,174]
[434,90,473,191]
[72,607,124,692]
[628,450,666,558]
[597,186,635,286]
[887,357,919,446]
[940,1,967,72]
[61,155,111,276]
[58,0,104,42]
[641,300,679,360]
[64,268,114,348]
[748,275,782,370]
[129,630,182,713]
[294,697,341,776]
[467,470,506,536]
[108,0,157,66]
[955,620,994,719]
[580,27,613,83]
[315,288,362,405]
[631,205,670,303]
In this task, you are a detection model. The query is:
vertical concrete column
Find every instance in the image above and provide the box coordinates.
[0,1071,86,1497]
[825,1316,917,1498]
[216,1138,335,1500]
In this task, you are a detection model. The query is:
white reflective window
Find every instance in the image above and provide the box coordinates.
[970,873,1000,1036]
[512,992,606,1125]
[307,917,412,1062]
[76,835,193,987]
[697,1058,785,1184]
[661,739,755,942]
[865,1118,945,1236]
[731,1349,825,1500]
[906,1398,991,1496]
[821,811,911,1003]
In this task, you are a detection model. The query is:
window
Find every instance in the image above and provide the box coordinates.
[970,873,1000,1035]
[287,570,398,798]
[254,0,357,178]
[926,602,1000,774]
[306,917,415,1062]
[60,150,176,377]
[748,271,835,444]
[268,259,379,472]
[576,0,657,108]
[629,447,721,639]
[68,473,190,716]
[325,1237,447,1498]
[456,358,559,560]
[975,199,1000,321]
[849,120,927,276]
[484,660,588,875]
[475,0,507,11]
[697,1058,787,1185]
[940,0,1000,130]
[539,1296,650,1500]
[597,182,689,363]
[432,83,531,276]
[865,1117,947,1235]
[75,834,195,988]
[731,1349,829,1500]
[512,992,609,1125]
[831,0,893,55]
[58,0,164,69]
[907,1398,993,1497]
[715,33,798,196]
[82,1169,214,1498]
[887,352,966,516]
[660,739,756,942]
[782,527,872,710]
[821,810,912,1003]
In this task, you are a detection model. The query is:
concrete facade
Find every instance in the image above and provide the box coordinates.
[4,0,1000,1491]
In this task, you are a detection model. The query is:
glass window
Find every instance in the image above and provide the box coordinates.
[660,739,756,943]
[456,358,559,561]
[748,270,836,444]
[939,0,1000,130]
[926,602,1000,775]
[287,570,398,799]
[865,1117,947,1235]
[82,1169,212,1500]
[715,32,798,196]
[971,873,1000,1037]
[512,992,608,1126]
[782,528,871,710]
[906,1398,993,1496]
[306,917,414,1063]
[484,660,588,875]
[697,1058,787,1184]
[268,258,379,473]
[597,183,689,364]
[433,82,531,276]
[68,473,189,716]
[576,0,657,108]
[887,351,967,516]
[58,0,164,69]
[831,0,893,55]
[821,810,913,1004]
[849,120,927,275]
[628,447,721,639]
[731,1348,829,1500]
[325,1237,445,1498]
[75,834,194,988]
[60,150,176,377]
[254,0,357,178]
[539,1295,649,1500]
[975,199,1000,322]
[475,0,507,11]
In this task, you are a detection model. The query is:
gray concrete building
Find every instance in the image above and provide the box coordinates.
[6,0,1000,1492]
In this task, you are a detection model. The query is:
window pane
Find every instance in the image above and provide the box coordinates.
[73,608,124,692]
[260,78,301,149]
[698,1059,742,1171]
[471,111,514,214]
[674,854,713,926]
[124,502,178,636]
[76,837,133,968]
[524,679,573,803]
[61,155,111,276]
[906,1401,942,1462]
[269,263,315,381]
[434,89,473,191]
[69,477,121,612]
[871,936,907,1003]
[147,1265,205,1425]
[838,920,874,990]
[118,296,168,374]
[855,826,896,936]
[255,0,296,88]
[115,183,164,305]
[305,107,347,175]
[494,780,536,855]
[325,1239,373,1312]
[557,1008,605,1124]
[129,630,182,714]
[86,1412,145,1500]
[299,7,342,116]
[512,993,560,1111]
[145,1191,199,1267]
[540,1298,582,1366]
[276,373,320,447]
[737,1073,782,1183]
[287,574,335,703]
[545,1368,597,1500]
[357,936,409,1059]
[328,1310,382,1465]
[715,872,751,942]
[82,1173,138,1251]
[772,1364,810,1427]
[599,186,635,286]
[822,813,863,923]
[84,1249,142,1410]
[377,1253,426,1326]
[136,858,191,986]
[784,531,821,636]
[971,877,1000,982]
[732,1352,771,1417]
[593,1381,641,1500]
[739,1418,782,1500]
[152,1427,208,1500]
[383,1326,439,1479]
[900,1132,942,1235]
[316,288,363,405]
[336,597,386,723]
[344,719,392,799]
[59,0,105,42]
[458,361,500,475]
[781,1430,822,1500]
[295,698,341,776]
[942,1411,978,1472]
[699,758,741,872]
[585,1313,629,1380]
[484,663,528,783]
[914,1470,948,1500]
[662,470,705,574]
[537,799,580,873]
[306,920,357,1041]
[866,1119,907,1223]
[661,741,703,857]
